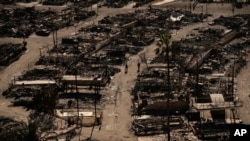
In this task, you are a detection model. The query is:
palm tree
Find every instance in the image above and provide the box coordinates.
[0,118,39,141]
[24,120,39,141]
[157,33,171,141]
[155,34,172,61]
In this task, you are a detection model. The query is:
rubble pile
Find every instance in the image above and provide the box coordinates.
[0,115,60,141]
[103,0,154,8]
[35,54,74,68]
[213,15,245,29]
[42,0,67,5]
[130,61,189,136]
[73,8,96,22]
[3,86,42,98]
[133,0,154,8]
[182,15,250,140]
[96,9,207,65]
[3,84,58,108]
[161,27,225,68]
[70,0,99,7]
[194,123,230,140]
[66,64,120,77]
[0,0,36,4]
[18,68,61,80]
[0,7,56,37]
[2,67,60,110]
[103,0,131,8]
[129,12,250,140]
[0,43,26,66]
[0,6,96,37]
[0,117,33,140]
[132,116,183,136]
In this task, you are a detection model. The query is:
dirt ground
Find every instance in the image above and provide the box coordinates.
[0,1,250,141]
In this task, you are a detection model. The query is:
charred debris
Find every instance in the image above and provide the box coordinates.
[1,3,250,141]
[0,5,96,37]
[0,43,27,67]
[131,14,250,140]
[103,0,154,8]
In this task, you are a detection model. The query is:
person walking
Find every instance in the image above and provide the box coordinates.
[137,62,140,73]
[125,63,128,74]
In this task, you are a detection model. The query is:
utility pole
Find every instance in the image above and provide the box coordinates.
[55,27,58,47]
[52,28,56,47]
[74,68,82,141]
[196,60,199,97]
[167,43,171,141]
[232,61,236,124]
[74,68,79,126]
[232,62,235,98]
[90,83,100,139]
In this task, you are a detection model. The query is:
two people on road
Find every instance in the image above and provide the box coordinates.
[124,61,141,74]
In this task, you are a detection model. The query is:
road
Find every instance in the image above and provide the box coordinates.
[236,54,250,124]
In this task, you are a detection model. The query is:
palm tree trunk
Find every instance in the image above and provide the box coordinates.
[160,33,172,141]
[166,42,171,141]
[74,69,79,126]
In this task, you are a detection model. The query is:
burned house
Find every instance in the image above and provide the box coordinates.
[0,43,27,66]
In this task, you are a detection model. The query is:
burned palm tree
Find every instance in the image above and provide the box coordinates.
[158,33,172,141]
[25,120,40,141]
[0,117,39,141]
